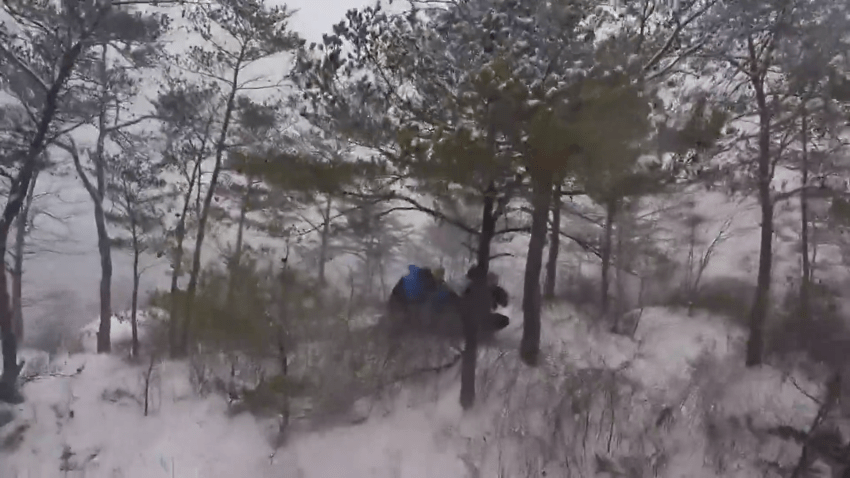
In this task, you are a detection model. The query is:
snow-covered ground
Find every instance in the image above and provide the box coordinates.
[1,0,842,476]
[0,300,824,477]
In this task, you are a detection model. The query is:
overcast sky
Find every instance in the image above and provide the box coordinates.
[282,0,379,43]
[21,0,383,344]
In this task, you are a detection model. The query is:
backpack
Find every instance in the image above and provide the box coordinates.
[401,265,435,302]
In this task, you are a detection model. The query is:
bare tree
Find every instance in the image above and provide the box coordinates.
[681,212,736,315]
[172,0,301,356]
[54,5,168,353]
[700,0,849,366]
[0,0,171,400]
[153,80,217,355]
[106,135,169,358]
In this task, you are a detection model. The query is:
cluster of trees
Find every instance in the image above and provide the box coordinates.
[1,0,849,412]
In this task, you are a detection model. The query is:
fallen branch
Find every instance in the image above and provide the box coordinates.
[387,352,462,384]
[788,375,821,405]
[489,252,514,260]
[558,229,602,258]
[20,364,85,384]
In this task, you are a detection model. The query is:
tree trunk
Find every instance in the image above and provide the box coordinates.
[364,250,375,298]
[746,212,772,367]
[745,78,773,368]
[70,137,114,354]
[226,178,252,309]
[0,28,84,400]
[460,184,496,410]
[178,53,244,355]
[317,195,333,284]
[195,173,203,216]
[614,206,628,316]
[0,248,21,403]
[378,257,387,297]
[543,184,562,300]
[11,169,39,342]
[94,204,113,353]
[131,231,141,359]
[521,170,553,366]
[180,157,224,354]
[168,158,201,356]
[685,222,696,296]
[277,324,290,435]
[91,43,113,354]
[600,197,617,316]
[799,103,811,321]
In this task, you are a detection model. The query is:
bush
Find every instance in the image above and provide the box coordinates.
[768,280,850,369]
[666,276,755,326]
[149,255,432,430]
[560,273,602,309]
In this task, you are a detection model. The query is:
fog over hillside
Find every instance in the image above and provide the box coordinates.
[2,0,850,477]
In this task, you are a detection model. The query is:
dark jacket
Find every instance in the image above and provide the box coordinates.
[462,283,508,310]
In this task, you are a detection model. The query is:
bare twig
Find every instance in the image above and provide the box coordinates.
[788,375,821,405]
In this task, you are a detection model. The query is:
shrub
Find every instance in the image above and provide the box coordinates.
[560,273,602,309]
[768,279,849,370]
[666,276,755,326]
[149,255,422,430]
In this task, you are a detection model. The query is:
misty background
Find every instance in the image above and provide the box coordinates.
[19,0,375,346]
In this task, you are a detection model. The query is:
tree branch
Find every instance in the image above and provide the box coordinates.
[0,44,49,93]
[348,191,478,236]
[494,226,531,235]
[103,114,159,133]
[641,0,718,75]
[558,230,601,258]
[773,183,836,203]
[54,139,101,203]
[490,252,514,261]
[493,174,524,221]
[559,188,586,197]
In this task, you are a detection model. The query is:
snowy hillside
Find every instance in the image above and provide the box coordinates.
[0,299,828,478]
[3,0,850,477]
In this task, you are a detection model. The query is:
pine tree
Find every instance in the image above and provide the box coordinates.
[105,135,170,358]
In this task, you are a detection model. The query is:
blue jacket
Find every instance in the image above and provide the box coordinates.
[401,265,457,310]
[401,265,426,301]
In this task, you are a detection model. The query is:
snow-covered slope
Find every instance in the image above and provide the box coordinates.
[0,303,822,478]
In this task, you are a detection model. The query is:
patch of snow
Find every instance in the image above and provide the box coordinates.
[77,309,164,354]
[627,308,744,390]
[1,354,280,478]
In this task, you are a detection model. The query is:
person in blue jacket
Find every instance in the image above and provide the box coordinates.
[388,265,437,320]
[386,264,509,336]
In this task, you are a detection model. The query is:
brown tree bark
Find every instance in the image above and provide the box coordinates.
[600,197,617,316]
[799,103,811,321]
[130,225,141,358]
[460,184,496,409]
[543,183,561,300]
[168,158,201,355]
[745,62,773,368]
[11,169,39,342]
[521,169,554,366]
[226,177,254,309]
[317,196,333,284]
[72,43,114,354]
